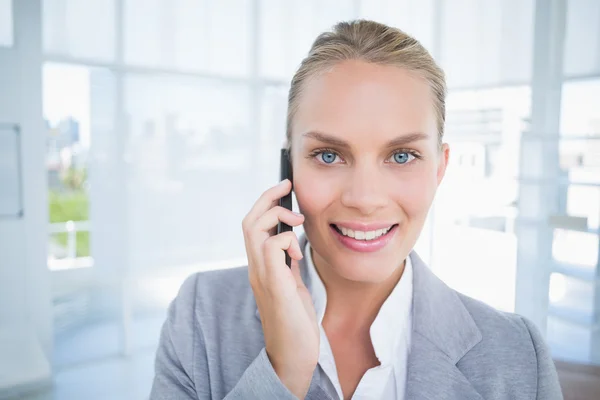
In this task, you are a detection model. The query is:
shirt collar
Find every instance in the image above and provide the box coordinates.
[303,240,413,366]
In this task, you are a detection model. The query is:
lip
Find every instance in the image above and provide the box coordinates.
[330,223,398,253]
[331,221,397,231]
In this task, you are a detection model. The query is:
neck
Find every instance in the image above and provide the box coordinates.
[312,250,406,332]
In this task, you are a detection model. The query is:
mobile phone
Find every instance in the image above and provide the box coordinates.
[277,148,293,268]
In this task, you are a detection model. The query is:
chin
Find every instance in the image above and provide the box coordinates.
[333,256,399,283]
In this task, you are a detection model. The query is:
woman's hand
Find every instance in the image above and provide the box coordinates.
[242,179,319,399]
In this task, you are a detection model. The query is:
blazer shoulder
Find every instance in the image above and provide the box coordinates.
[456,291,531,338]
[455,292,562,398]
[179,265,255,322]
[193,265,250,294]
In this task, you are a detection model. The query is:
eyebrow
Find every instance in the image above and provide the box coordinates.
[302,130,430,148]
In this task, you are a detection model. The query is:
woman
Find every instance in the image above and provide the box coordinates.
[150,20,562,400]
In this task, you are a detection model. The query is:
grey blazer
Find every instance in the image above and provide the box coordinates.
[150,235,563,399]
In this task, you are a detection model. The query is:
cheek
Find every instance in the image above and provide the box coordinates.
[293,170,337,219]
[391,167,438,218]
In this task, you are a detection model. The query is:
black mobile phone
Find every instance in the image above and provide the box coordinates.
[277,148,293,268]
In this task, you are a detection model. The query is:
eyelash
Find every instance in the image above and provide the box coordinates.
[307,148,422,164]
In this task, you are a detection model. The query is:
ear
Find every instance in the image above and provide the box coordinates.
[436,143,450,185]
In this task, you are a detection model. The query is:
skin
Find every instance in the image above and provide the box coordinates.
[243,59,449,399]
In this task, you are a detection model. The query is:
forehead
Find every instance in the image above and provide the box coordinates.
[293,60,437,144]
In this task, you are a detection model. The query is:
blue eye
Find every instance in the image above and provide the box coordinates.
[393,152,414,164]
[320,152,337,164]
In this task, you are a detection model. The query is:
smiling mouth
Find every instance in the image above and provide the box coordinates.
[330,224,398,241]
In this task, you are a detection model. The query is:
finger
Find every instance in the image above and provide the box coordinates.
[262,231,303,270]
[255,206,304,234]
[244,180,292,227]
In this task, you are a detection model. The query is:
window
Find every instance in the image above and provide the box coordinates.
[431,86,531,312]
[564,0,600,77]
[545,78,600,363]
[44,63,129,367]
[440,0,535,88]
[123,74,253,270]
[44,63,92,269]
[124,0,251,76]
[43,0,116,61]
[259,0,354,79]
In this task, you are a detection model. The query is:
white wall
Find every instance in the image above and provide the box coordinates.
[0,0,52,396]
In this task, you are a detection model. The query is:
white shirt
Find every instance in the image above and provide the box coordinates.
[304,241,413,400]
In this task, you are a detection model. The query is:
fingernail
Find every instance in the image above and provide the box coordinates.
[293,211,303,217]
[278,179,289,186]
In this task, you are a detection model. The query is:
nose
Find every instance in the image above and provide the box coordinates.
[340,164,389,215]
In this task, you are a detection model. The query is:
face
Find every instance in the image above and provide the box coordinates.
[291,59,449,284]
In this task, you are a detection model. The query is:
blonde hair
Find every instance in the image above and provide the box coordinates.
[286,19,446,149]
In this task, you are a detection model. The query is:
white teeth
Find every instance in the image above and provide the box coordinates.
[335,225,393,241]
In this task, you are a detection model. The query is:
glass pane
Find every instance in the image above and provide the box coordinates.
[560,79,600,187]
[559,139,600,185]
[0,0,12,47]
[124,74,255,349]
[547,315,600,363]
[549,273,597,324]
[565,185,600,230]
[561,79,600,136]
[44,63,124,367]
[564,0,600,77]
[358,0,436,55]
[124,0,251,76]
[440,0,534,88]
[124,74,253,270]
[259,0,354,79]
[43,0,116,61]
[552,229,599,268]
[45,63,92,269]
[547,134,600,369]
[431,86,531,312]
[520,134,600,227]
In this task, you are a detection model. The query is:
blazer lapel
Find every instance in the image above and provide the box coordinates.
[406,252,484,400]
[406,333,484,400]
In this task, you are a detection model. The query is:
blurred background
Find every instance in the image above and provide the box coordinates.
[0,0,599,399]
